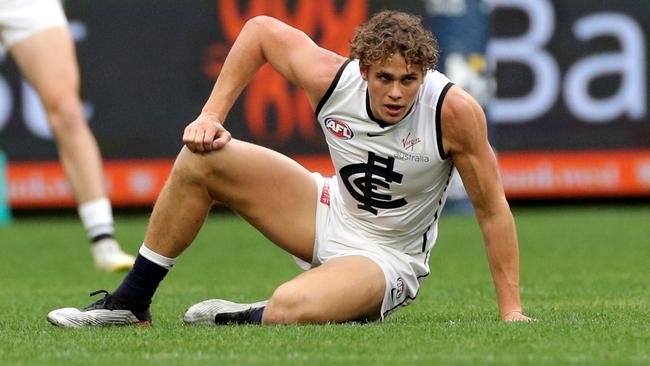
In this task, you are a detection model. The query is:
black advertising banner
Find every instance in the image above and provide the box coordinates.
[0,0,423,161]
[4,0,648,157]
[490,0,650,151]
[1,0,649,206]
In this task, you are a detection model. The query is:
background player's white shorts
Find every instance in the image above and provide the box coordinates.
[294,172,432,320]
[0,0,67,48]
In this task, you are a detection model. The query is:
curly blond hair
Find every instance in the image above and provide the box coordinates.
[350,10,439,72]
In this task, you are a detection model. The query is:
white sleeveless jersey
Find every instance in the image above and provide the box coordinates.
[315,59,455,256]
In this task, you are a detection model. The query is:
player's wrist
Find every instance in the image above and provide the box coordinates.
[199,110,225,124]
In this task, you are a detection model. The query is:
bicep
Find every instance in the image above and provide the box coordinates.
[442,88,508,217]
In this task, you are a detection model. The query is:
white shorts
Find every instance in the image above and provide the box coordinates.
[295,173,432,320]
[0,0,67,48]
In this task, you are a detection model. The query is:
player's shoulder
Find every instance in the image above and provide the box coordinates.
[301,51,348,109]
[440,86,487,152]
[442,86,484,126]
[443,86,471,112]
[312,56,353,109]
[328,58,365,90]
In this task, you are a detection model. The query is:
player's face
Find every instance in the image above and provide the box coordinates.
[361,54,424,124]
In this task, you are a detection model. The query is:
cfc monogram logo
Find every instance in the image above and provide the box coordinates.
[339,152,407,215]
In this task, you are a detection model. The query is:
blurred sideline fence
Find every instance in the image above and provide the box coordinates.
[1,0,650,209]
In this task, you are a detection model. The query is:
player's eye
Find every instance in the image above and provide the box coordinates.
[400,75,419,86]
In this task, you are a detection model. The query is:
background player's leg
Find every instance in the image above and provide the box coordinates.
[10,27,105,209]
[10,27,134,271]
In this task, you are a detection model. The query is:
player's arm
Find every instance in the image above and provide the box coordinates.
[183,16,346,153]
[441,86,532,322]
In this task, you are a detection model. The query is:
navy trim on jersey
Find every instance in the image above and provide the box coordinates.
[365,91,391,128]
[421,225,430,253]
[315,59,351,117]
[382,163,455,319]
[435,82,454,160]
[433,164,455,223]
[382,255,431,318]
[365,89,416,129]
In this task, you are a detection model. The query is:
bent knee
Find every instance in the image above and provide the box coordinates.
[172,147,212,183]
[43,95,86,134]
[172,146,233,188]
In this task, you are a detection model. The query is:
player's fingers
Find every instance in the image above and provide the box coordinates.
[196,130,208,153]
[212,128,231,150]
[182,126,190,143]
[186,127,204,153]
[182,125,195,148]
[202,124,218,152]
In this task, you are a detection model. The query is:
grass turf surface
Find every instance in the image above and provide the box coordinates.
[0,205,648,365]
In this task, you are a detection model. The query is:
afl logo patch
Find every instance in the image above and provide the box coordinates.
[325,118,354,140]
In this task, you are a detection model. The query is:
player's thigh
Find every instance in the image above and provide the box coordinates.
[184,140,318,261]
[9,27,79,104]
[267,256,386,323]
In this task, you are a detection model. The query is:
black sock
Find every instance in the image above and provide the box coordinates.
[112,254,168,312]
[247,306,265,324]
[90,233,114,244]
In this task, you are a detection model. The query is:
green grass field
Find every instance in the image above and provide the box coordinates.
[0,205,648,365]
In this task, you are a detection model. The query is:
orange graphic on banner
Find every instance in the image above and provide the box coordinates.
[205,0,367,144]
[5,150,650,207]
[8,160,173,208]
[295,150,650,198]
[498,150,650,198]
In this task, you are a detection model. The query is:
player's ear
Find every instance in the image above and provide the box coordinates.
[359,63,368,81]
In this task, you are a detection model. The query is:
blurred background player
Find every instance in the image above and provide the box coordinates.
[0,0,134,271]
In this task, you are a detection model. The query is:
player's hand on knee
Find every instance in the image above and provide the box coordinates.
[183,113,231,153]
[502,310,535,322]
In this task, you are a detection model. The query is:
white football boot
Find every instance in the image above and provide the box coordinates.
[91,238,135,272]
[183,299,268,325]
[47,290,152,328]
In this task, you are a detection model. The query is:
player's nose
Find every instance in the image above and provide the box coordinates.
[388,82,402,100]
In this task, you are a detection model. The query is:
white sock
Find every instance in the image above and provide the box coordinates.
[78,197,114,240]
[139,244,178,269]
